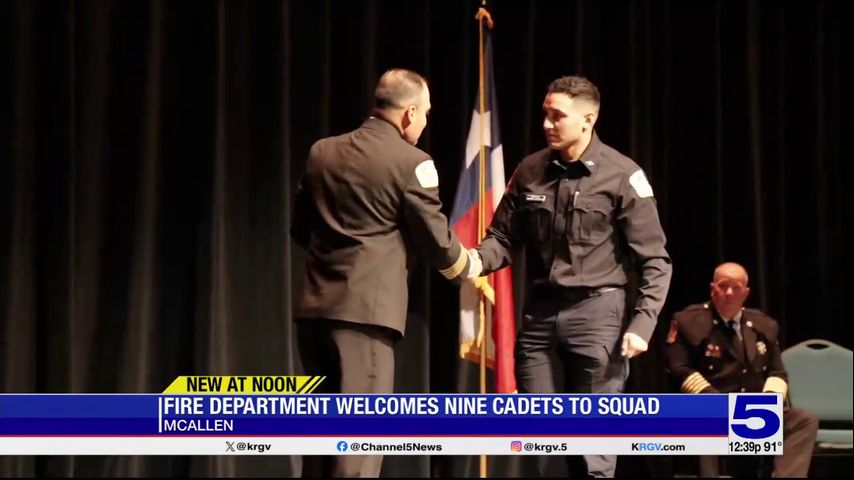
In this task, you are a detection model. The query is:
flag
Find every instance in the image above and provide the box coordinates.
[449,32,516,394]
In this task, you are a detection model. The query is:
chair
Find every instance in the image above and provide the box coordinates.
[782,339,854,454]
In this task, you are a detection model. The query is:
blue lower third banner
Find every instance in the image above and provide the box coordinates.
[0,393,783,456]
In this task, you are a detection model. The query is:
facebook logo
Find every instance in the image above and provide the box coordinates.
[336,441,348,452]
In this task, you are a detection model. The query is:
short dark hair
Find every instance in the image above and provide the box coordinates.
[547,75,600,106]
[374,68,427,109]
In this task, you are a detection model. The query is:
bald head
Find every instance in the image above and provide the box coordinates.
[710,262,751,318]
[712,262,749,285]
[374,69,427,110]
[372,68,431,145]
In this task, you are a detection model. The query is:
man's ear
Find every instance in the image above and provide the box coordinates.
[401,107,412,129]
[584,111,597,127]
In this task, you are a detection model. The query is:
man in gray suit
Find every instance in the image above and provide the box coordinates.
[291,68,479,478]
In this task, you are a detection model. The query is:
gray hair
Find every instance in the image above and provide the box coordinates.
[374,68,427,110]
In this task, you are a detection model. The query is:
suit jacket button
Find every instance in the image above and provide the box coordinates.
[740,388,746,392]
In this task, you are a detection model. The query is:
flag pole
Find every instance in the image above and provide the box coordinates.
[475,4,494,478]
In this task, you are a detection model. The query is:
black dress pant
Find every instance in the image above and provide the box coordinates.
[516,288,628,478]
[297,319,397,478]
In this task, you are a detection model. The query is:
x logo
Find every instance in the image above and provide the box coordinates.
[225,441,235,452]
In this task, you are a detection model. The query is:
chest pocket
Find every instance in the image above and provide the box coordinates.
[570,196,614,244]
[698,355,725,375]
[697,340,726,374]
[518,198,555,245]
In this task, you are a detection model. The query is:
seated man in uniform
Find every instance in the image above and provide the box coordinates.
[666,262,818,477]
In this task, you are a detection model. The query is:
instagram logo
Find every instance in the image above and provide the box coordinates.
[510,441,522,452]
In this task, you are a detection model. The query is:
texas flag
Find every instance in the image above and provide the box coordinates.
[449,34,516,394]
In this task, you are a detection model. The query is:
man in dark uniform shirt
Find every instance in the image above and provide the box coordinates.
[291,68,478,478]
[470,75,673,478]
[666,262,818,477]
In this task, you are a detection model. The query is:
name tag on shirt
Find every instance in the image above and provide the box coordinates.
[525,194,547,203]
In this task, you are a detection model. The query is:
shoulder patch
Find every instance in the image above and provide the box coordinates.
[415,160,439,188]
[667,319,679,344]
[629,169,654,198]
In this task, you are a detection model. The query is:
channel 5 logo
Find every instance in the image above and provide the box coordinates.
[729,394,783,439]
[510,441,522,452]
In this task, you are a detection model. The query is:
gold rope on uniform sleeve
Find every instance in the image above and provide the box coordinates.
[681,372,713,394]
[439,247,468,279]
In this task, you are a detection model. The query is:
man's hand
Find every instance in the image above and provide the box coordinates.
[466,249,482,279]
[621,332,648,359]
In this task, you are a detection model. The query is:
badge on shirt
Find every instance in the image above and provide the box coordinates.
[756,341,767,355]
[629,169,654,198]
[415,160,439,188]
[525,194,547,203]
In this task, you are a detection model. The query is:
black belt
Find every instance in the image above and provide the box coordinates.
[532,285,622,303]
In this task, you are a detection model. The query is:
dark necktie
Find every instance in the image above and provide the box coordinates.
[728,320,744,357]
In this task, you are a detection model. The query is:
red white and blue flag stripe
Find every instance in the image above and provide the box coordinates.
[449,34,516,394]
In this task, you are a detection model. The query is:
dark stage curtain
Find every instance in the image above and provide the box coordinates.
[1,0,850,477]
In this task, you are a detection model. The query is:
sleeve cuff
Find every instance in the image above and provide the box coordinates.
[763,376,788,397]
[681,372,715,394]
[474,246,493,274]
[438,246,468,280]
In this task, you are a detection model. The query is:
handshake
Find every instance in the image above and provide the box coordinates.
[466,248,483,280]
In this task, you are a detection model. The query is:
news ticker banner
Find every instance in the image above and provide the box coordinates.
[0,376,783,456]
